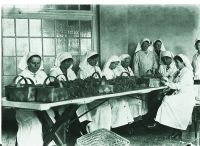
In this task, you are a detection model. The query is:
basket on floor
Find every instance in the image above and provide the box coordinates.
[76,128,130,146]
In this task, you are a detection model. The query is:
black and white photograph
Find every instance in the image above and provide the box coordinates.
[1,3,200,146]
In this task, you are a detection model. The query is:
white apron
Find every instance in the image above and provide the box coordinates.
[78,65,111,132]
[155,67,195,130]
[16,69,56,146]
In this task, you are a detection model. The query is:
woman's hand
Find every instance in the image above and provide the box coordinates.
[161,77,168,85]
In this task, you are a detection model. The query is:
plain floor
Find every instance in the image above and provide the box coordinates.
[2,118,200,146]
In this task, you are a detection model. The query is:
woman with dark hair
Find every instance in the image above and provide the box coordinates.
[151,39,166,66]
[192,40,200,101]
[154,54,195,139]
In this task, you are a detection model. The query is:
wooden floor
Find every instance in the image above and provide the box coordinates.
[2,120,199,146]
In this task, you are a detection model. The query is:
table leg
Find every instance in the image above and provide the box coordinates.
[36,105,79,146]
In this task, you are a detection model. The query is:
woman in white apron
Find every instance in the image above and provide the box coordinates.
[155,54,195,139]
[192,39,200,101]
[115,54,144,119]
[147,51,177,128]
[133,38,158,77]
[50,52,92,135]
[16,52,54,146]
[77,51,111,132]
[102,55,133,131]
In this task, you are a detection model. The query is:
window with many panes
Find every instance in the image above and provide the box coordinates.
[2,5,98,92]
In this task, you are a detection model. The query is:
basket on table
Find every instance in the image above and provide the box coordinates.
[109,72,137,93]
[55,74,85,99]
[5,75,36,102]
[36,76,69,102]
[76,128,130,146]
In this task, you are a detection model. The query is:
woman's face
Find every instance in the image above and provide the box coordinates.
[121,57,130,68]
[161,56,172,66]
[87,56,99,67]
[27,56,41,73]
[141,41,150,51]
[154,41,162,53]
[174,59,184,70]
[195,42,200,53]
[109,61,119,70]
[60,58,73,71]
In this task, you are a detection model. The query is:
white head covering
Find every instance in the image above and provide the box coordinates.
[149,39,166,52]
[79,50,99,70]
[135,38,151,53]
[102,55,120,72]
[161,51,174,58]
[18,52,44,71]
[177,54,193,71]
[119,54,130,61]
[54,52,73,67]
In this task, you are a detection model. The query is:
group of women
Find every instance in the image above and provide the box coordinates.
[14,38,200,146]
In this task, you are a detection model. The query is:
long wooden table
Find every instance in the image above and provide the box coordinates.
[2,86,166,146]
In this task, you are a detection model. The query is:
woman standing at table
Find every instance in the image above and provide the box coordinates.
[78,50,111,132]
[155,54,195,138]
[149,39,166,66]
[16,52,54,146]
[192,39,200,101]
[133,38,158,77]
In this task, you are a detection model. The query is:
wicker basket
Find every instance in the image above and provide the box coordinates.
[76,128,130,146]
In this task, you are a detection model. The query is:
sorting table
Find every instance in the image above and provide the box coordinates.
[2,86,166,146]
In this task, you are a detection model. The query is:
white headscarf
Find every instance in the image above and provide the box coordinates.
[161,51,174,58]
[54,52,73,68]
[119,54,130,61]
[50,52,76,81]
[103,55,120,72]
[135,38,151,53]
[79,50,99,71]
[18,52,44,71]
[177,54,193,72]
[149,39,166,52]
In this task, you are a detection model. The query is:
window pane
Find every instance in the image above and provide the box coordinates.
[16,38,29,56]
[2,19,15,36]
[55,5,78,10]
[56,38,68,53]
[81,39,91,55]
[30,19,41,37]
[3,57,16,75]
[43,57,55,74]
[43,38,55,56]
[42,19,55,37]
[68,20,79,37]
[68,38,79,54]
[3,38,15,56]
[80,21,92,37]
[16,19,28,36]
[67,5,79,10]
[80,5,91,10]
[56,20,68,37]
[55,5,67,10]
[17,57,23,74]
[30,38,42,54]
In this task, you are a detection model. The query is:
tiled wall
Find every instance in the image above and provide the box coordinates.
[2,18,93,88]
